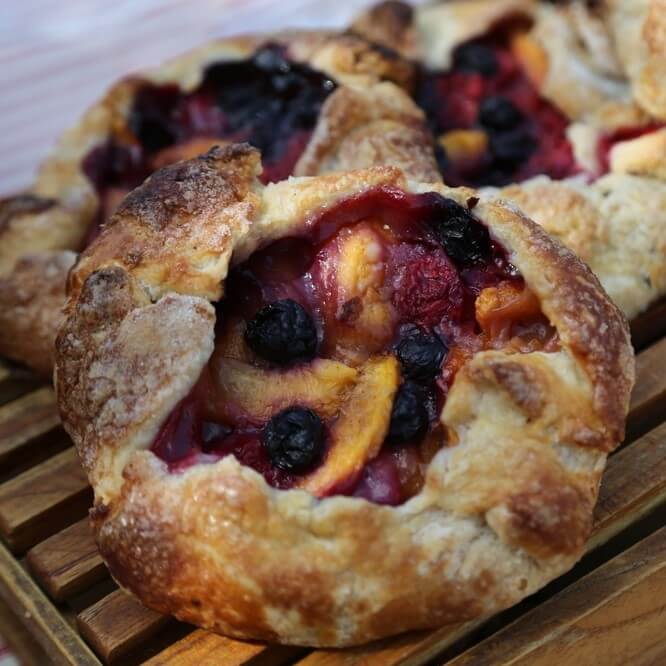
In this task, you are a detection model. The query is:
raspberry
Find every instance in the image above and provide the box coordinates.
[391,246,464,328]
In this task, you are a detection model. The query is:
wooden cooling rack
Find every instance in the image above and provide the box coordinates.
[0,299,665,665]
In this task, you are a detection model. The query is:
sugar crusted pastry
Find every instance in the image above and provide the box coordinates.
[55,145,633,646]
[0,30,437,375]
[352,0,666,318]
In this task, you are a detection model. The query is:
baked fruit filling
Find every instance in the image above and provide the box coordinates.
[416,22,663,187]
[151,188,560,504]
[82,45,336,242]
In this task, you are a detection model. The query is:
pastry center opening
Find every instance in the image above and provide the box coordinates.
[416,21,580,187]
[416,20,666,189]
[151,188,559,505]
[81,44,336,244]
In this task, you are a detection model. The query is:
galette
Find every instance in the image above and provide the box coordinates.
[55,145,633,646]
[352,0,666,319]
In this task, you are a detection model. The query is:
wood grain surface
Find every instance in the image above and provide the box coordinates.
[0,540,99,665]
[77,589,172,663]
[0,447,91,553]
[447,526,666,665]
[27,518,105,602]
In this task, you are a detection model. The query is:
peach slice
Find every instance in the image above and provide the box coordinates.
[510,33,548,87]
[316,225,397,364]
[208,356,358,425]
[476,282,541,340]
[298,355,399,496]
[438,129,488,163]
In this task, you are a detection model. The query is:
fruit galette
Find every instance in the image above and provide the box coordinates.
[0,31,437,375]
[352,0,666,318]
[55,145,633,646]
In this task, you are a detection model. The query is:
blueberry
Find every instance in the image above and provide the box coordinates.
[262,407,325,472]
[387,382,429,445]
[489,127,536,167]
[453,43,498,76]
[478,96,524,131]
[245,299,318,364]
[428,196,491,265]
[397,331,447,381]
[252,45,290,73]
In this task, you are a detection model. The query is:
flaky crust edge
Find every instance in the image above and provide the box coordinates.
[55,145,634,646]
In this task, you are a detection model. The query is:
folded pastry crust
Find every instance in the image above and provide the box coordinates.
[0,30,437,375]
[55,145,633,646]
[352,0,666,319]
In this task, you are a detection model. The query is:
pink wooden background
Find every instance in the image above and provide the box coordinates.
[0,0,420,197]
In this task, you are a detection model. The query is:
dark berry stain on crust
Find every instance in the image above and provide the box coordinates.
[151,188,556,505]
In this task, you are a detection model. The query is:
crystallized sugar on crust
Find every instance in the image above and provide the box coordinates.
[56,145,634,646]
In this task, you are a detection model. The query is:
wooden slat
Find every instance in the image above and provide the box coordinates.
[0,386,62,471]
[0,447,91,553]
[0,539,99,665]
[77,589,172,664]
[0,597,51,666]
[625,336,666,442]
[298,420,666,666]
[447,526,666,665]
[27,518,105,602]
[631,297,666,349]
[144,629,303,666]
[0,360,40,407]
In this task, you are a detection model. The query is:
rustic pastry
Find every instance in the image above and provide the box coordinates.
[55,145,633,646]
[0,30,438,375]
[351,0,666,318]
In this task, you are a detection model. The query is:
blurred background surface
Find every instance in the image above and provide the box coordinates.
[0,0,416,196]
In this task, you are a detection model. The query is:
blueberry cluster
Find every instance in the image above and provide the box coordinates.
[427,196,491,266]
[387,329,448,445]
[478,96,536,172]
[243,299,326,471]
[127,45,336,160]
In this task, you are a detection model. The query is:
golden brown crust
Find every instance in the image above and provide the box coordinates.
[490,174,666,320]
[0,251,76,376]
[293,82,440,182]
[349,1,417,59]
[56,147,633,646]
